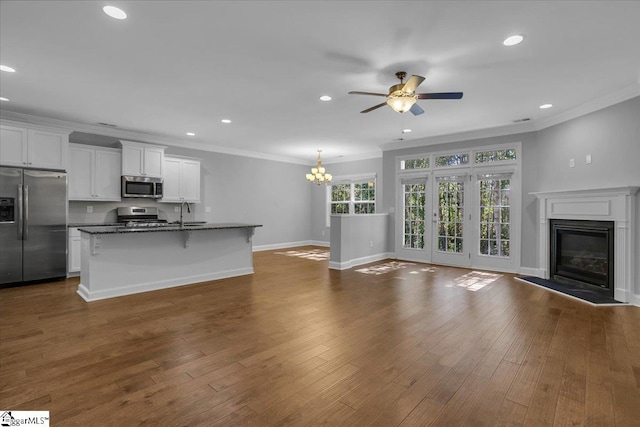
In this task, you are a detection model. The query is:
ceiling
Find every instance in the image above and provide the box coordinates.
[1,1,639,164]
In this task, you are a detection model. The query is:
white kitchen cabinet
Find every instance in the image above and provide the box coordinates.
[0,124,69,170]
[68,227,81,275]
[68,144,121,201]
[120,140,165,178]
[160,156,201,203]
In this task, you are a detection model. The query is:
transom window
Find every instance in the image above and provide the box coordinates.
[400,157,430,170]
[435,153,469,167]
[475,149,517,163]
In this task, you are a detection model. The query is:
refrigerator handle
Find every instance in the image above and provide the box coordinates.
[24,185,29,240]
[17,184,24,240]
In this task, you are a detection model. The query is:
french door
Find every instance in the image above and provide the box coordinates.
[431,173,471,267]
[396,176,431,262]
[471,171,516,272]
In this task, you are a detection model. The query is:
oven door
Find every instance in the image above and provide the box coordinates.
[122,176,161,198]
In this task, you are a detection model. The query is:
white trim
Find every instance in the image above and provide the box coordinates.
[252,240,329,252]
[328,252,394,270]
[518,267,544,277]
[0,111,310,165]
[531,186,639,306]
[381,85,640,152]
[535,84,640,131]
[322,151,382,165]
[77,267,254,302]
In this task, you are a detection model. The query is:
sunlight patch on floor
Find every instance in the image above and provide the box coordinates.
[356,261,416,275]
[275,249,330,261]
[450,271,502,291]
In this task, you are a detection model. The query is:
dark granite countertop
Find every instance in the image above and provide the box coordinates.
[77,223,262,235]
[69,223,120,227]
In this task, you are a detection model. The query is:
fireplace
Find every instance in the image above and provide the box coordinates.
[550,219,614,297]
[533,187,639,305]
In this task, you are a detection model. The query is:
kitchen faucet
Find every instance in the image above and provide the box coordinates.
[179,201,191,227]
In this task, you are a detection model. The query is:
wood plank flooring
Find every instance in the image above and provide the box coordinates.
[1,246,639,426]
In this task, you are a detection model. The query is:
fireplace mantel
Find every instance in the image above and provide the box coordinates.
[532,187,639,304]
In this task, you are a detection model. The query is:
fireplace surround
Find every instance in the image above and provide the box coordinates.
[532,187,638,304]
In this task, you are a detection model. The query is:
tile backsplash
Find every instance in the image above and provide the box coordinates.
[69,201,197,224]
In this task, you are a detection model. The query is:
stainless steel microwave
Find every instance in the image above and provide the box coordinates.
[121,175,163,199]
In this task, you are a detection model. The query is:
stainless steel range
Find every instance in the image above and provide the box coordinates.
[117,207,169,228]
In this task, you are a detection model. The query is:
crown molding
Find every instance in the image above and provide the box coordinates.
[380,121,537,152]
[534,83,640,131]
[0,110,309,165]
[322,151,382,165]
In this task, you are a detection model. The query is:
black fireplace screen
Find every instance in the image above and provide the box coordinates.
[550,219,614,294]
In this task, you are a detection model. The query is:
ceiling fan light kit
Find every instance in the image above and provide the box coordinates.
[349,71,463,115]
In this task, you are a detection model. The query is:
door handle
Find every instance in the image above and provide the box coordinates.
[24,185,29,240]
[17,184,23,240]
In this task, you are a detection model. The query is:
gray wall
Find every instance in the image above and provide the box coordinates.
[70,146,312,248]
[380,95,640,273]
[382,131,539,267]
[309,157,384,243]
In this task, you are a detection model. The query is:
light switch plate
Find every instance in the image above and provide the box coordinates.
[174,206,180,213]
[569,158,575,168]
[86,205,93,213]
[586,154,592,164]
[205,206,211,213]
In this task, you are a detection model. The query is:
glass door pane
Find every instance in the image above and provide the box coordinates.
[396,178,430,262]
[432,174,470,267]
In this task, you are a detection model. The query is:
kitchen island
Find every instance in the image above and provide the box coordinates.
[76,223,262,301]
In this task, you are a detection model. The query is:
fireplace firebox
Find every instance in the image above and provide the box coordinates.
[549,219,614,297]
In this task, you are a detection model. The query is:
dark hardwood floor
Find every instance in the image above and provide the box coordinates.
[1,246,639,426]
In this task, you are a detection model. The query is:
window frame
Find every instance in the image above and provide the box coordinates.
[326,173,377,227]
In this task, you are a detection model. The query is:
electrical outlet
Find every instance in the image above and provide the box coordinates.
[369,240,373,248]
[205,206,211,213]
[86,205,93,213]
[586,154,592,164]
[569,158,575,168]
[174,206,180,213]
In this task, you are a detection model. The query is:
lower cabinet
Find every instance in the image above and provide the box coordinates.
[68,228,81,275]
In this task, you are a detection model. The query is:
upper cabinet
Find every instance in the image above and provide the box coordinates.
[68,144,121,201]
[0,124,69,170]
[120,140,166,178]
[160,156,201,203]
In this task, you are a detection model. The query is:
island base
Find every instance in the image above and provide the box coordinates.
[77,228,255,301]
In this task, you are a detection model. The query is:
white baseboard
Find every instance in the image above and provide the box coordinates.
[518,267,544,277]
[253,240,329,252]
[329,252,394,270]
[77,267,254,302]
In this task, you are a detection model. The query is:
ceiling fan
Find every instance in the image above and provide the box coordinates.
[349,71,463,115]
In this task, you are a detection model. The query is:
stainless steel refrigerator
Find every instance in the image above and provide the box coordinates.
[0,167,67,285]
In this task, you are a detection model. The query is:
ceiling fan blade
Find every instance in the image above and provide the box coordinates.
[410,103,424,116]
[402,75,425,93]
[349,91,388,97]
[417,92,463,100]
[360,102,388,113]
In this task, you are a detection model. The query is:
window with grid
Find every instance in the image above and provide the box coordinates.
[478,173,511,257]
[436,177,465,253]
[327,177,376,225]
[402,181,426,249]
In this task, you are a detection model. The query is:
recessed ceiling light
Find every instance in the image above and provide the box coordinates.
[0,65,16,73]
[0,97,9,102]
[539,103,553,109]
[503,35,524,46]
[402,129,412,133]
[103,5,127,20]
[319,95,332,101]
[221,119,231,124]
[186,132,195,136]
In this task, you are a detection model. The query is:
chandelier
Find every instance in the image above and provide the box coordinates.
[306,150,332,185]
